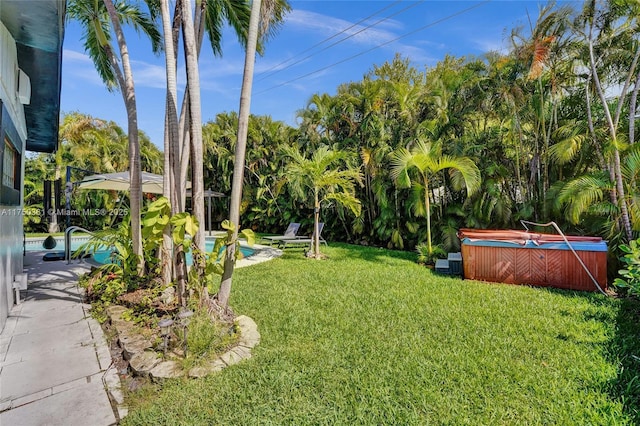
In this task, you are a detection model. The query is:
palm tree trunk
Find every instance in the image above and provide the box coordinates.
[588,32,633,241]
[218,0,262,310]
[181,0,206,269]
[160,0,181,291]
[424,175,432,255]
[178,0,205,212]
[103,0,144,274]
[313,188,320,258]
[629,69,640,145]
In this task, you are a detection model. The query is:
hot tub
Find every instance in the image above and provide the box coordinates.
[458,229,607,292]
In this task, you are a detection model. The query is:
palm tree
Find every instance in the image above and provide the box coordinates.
[391,139,480,256]
[283,146,362,259]
[574,0,640,241]
[67,0,161,274]
[217,0,290,311]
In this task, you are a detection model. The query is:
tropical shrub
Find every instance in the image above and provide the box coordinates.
[613,239,640,297]
[415,243,446,265]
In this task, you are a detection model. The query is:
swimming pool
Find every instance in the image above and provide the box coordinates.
[26,236,255,265]
[92,239,255,265]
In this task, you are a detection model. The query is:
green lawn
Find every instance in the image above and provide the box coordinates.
[123,243,640,425]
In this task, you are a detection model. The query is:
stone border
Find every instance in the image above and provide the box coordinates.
[105,306,260,380]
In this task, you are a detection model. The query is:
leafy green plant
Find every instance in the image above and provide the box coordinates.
[415,242,446,265]
[141,197,199,273]
[192,219,255,295]
[613,239,640,296]
[77,219,140,305]
[78,197,199,310]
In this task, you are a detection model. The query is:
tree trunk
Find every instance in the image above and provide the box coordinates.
[103,0,144,274]
[424,175,432,255]
[629,68,640,145]
[160,0,181,293]
[218,0,262,310]
[313,189,320,258]
[588,30,633,241]
[181,0,206,271]
[178,0,205,212]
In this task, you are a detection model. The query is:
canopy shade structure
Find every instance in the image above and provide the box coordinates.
[75,171,226,235]
[77,171,191,194]
[2,0,65,153]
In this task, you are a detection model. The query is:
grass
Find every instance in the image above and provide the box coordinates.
[122,243,640,425]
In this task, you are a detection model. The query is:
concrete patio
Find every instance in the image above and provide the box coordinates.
[0,252,123,426]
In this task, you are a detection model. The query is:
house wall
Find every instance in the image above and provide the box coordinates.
[0,21,27,331]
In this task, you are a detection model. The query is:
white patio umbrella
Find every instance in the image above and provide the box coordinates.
[77,171,225,234]
[77,171,178,194]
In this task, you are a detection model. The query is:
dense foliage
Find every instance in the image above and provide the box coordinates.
[24,113,163,233]
[26,1,640,261]
[200,2,640,257]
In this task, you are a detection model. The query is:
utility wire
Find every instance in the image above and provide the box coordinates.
[257,0,415,81]
[258,0,403,80]
[256,0,492,95]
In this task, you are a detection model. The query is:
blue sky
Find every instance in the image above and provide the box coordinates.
[60,0,577,148]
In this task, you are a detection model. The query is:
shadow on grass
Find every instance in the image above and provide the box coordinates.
[324,242,417,263]
[527,287,640,422]
[609,296,640,423]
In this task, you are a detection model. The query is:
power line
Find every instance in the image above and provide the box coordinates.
[256,0,492,95]
[258,0,403,80]
[257,0,420,82]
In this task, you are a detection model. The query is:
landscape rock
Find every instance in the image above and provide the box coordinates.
[106,305,127,320]
[231,345,252,361]
[159,286,176,305]
[105,305,262,380]
[220,348,244,366]
[236,315,260,348]
[149,361,183,380]
[129,351,161,376]
[122,335,153,361]
[188,359,227,378]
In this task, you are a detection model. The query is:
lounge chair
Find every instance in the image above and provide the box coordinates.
[262,222,301,246]
[279,223,327,249]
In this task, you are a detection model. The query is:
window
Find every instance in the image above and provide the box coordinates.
[3,138,17,189]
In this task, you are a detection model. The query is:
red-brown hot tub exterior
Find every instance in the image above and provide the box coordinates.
[458,229,607,292]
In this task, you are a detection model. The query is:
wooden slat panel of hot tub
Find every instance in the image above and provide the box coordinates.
[461,244,607,292]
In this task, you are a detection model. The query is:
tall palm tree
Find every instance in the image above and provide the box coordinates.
[67,0,161,274]
[283,146,362,259]
[575,0,640,241]
[391,139,480,256]
[217,0,290,311]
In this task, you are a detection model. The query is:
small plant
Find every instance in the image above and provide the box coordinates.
[78,197,198,321]
[192,219,255,295]
[180,309,239,370]
[613,239,640,296]
[416,243,446,266]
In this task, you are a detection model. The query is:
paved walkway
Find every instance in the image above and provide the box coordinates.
[0,243,280,425]
[0,252,123,426]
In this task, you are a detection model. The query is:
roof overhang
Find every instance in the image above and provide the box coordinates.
[1,0,65,153]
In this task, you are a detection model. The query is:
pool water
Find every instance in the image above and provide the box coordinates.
[91,239,255,265]
[26,236,255,265]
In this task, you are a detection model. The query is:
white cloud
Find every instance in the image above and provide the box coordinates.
[473,38,510,55]
[287,9,402,47]
[63,49,93,63]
